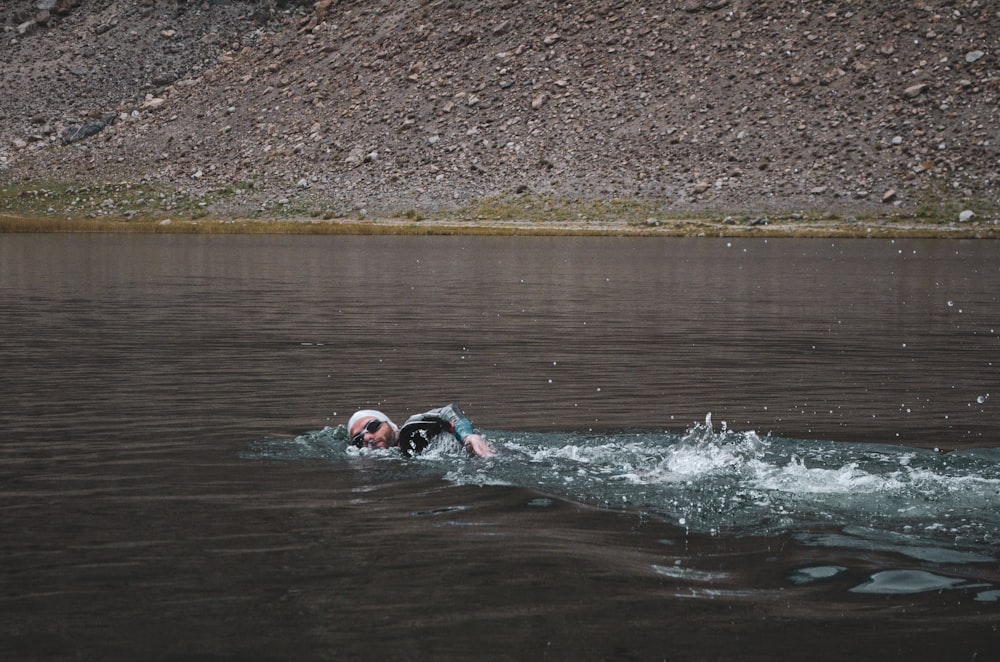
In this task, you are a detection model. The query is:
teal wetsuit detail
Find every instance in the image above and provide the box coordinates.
[452,417,474,441]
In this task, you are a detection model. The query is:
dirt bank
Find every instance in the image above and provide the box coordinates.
[2,0,998,233]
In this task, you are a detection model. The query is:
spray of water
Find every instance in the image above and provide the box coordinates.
[247,414,1000,551]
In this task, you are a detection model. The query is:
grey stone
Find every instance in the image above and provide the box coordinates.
[61,112,117,145]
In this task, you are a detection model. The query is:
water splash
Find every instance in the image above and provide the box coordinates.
[246,416,1000,552]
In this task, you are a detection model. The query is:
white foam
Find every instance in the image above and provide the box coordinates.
[651,564,729,582]
[752,458,905,494]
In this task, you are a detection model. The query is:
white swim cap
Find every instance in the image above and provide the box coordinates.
[348,409,396,434]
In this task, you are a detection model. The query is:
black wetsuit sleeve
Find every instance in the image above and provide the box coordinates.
[397,403,475,456]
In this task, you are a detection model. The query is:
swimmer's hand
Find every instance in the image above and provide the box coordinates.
[463,433,495,458]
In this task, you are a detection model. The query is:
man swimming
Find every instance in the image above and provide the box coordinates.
[347,403,495,458]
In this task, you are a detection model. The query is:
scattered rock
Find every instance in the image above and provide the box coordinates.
[684,0,729,12]
[54,0,81,16]
[60,112,117,145]
[959,210,975,222]
[151,73,178,87]
[344,146,365,166]
[1,1,997,218]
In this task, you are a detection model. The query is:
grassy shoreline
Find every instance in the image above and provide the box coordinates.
[1,182,996,238]
[4,213,998,239]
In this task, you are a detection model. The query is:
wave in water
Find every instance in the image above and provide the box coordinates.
[247,414,1000,553]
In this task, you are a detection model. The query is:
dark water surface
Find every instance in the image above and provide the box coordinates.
[2,234,998,660]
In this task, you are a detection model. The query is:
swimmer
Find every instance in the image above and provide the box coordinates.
[347,403,495,458]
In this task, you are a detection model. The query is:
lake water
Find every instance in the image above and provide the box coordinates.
[1,233,998,660]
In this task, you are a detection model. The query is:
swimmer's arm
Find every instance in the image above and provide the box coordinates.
[437,403,495,458]
[461,433,495,458]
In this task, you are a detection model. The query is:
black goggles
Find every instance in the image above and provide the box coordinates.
[351,418,384,447]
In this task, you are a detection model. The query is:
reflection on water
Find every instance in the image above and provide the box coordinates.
[1,234,999,660]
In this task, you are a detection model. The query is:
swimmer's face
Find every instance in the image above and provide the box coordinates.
[349,416,397,449]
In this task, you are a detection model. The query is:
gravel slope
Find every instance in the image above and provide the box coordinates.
[2,0,998,222]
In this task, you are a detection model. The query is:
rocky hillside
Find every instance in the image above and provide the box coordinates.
[2,0,998,220]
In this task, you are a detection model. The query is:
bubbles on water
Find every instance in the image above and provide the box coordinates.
[976,394,989,405]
